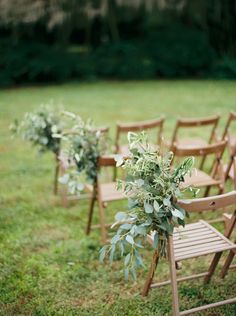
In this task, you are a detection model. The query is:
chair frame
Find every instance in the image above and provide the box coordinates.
[142,192,236,316]
[222,111,236,189]
[115,117,165,155]
[86,155,126,243]
[172,141,226,196]
[170,115,220,168]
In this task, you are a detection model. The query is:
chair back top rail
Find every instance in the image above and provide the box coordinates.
[178,191,236,212]
[116,117,165,133]
[172,140,226,157]
[176,114,220,127]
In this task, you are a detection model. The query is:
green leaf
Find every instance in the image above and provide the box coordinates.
[99,245,107,262]
[153,232,159,249]
[153,200,160,211]
[171,208,185,220]
[111,234,120,244]
[115,212,126,221]
[144,201,153,214]
[124,253,131,266]
[124,268,129,280]
[126,235,134,245]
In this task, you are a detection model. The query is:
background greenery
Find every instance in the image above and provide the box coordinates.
[0,80,236,315]
[1,0,236,86]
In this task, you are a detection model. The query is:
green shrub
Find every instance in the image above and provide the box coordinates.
[94,42,155,79]
[145,26,215,77]
[210,56,236,79]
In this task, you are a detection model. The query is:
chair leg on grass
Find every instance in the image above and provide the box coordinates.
[204,252,222,284]
[220,247,235,279]
[86,197,96,235]
[168,237,180,316]
[142,250,159,297]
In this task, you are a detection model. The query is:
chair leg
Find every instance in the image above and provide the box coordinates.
[54,162,59,195]
[86,197,96,235]
[168,237,180,316]
[142,250,159,297]
[220,250,235,279]
[204,186,211,197]
[98,199,107,244]
[204,252,223,284]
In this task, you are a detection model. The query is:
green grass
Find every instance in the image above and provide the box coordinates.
[0,80,236,316]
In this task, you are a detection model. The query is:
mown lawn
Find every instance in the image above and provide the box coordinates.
[0,80,236,316]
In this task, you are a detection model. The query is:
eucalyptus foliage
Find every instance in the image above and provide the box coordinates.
[11,104,63,155]
[58,111,108,195]
[100,132,195,280]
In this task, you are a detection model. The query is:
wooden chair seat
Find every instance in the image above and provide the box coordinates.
[86,182,125,202]
[183,169,220,188]
[148,221,235,262]
[173,221,235,261]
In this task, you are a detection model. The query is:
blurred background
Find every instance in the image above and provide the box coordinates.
[1,0,236,87]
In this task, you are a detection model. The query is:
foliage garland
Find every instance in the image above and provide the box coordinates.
[11,104,63,155]
[58,111,108,195]
[100,132,195,280]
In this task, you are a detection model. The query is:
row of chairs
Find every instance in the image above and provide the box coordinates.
[55,114,236,314]
[55,112,236,243]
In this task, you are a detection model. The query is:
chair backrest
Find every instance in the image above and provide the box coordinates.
[171,115,220,147]
[178,190,236,213]
[115,117,165,152]
[222,111,236,141]
[172,141,226,177]
[98,155,117,167]
[172,140,226,159]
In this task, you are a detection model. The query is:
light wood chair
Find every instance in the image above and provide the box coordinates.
[86,155,126,243]
[142,191,236,315]
[58,126,109,206]
[222,111,236,189]
[170,115,220,168]
[172,141,226,196]
[115,117,165,156]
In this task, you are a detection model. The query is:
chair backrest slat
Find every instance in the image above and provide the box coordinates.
[172,141,226,158]
[178,191,236,212]
[115,117,165,152]
[171,115,220,146]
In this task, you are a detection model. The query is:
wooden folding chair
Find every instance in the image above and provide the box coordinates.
[58,126,109,206]
[170,115,220,168]
[86,155,126,243]
[115,117,165,156]
[221,212,236,279]
[222,112,236,189]
[142,191,236,315]
[172,141,226,196]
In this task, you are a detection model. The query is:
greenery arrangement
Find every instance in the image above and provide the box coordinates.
[100,132,195,279]
[58,112,108,195]
[11,104,63,155]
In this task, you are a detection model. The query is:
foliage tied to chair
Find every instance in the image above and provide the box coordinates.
[10,103,63,155]
[100,132,196,280]
[58,111,108,195]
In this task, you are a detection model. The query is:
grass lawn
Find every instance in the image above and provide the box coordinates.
[0,80,236,316]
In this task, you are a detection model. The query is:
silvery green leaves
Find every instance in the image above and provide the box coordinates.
[101,131,195,280]
[11,103,63,155]
[59,112,108,195]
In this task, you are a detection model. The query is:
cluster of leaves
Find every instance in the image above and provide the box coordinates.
[100,132,195,280]
[10,104,63,155]
[58,112,108,195]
